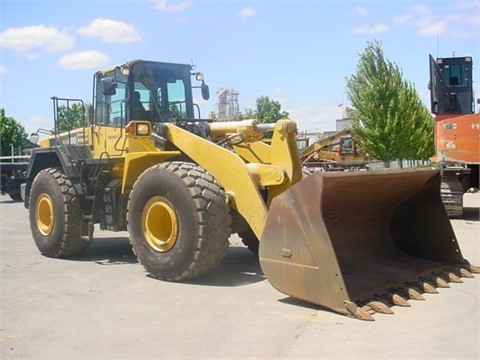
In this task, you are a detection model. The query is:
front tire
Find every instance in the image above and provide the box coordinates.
[9,192,22,202]
[29,168,89,257]
[127,162,231,281]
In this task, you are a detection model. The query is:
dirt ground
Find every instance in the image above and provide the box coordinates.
[0,192,478,359]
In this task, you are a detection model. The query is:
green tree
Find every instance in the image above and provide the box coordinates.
[56,103,86,133]
[255,96,289,123]
[235,95,289,123]
[345,40,434,165]
[0,109,28,156]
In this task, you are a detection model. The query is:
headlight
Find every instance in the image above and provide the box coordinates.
[136,123,151,135]
[125,121,151,136]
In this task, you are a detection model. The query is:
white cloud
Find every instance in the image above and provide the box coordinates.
[415,19,447,36]
[393,13,413,25]
[0,66,7,74]
[57,50,109,70]
[356,6,369,16]
[410,4,432,17]
[446,1,479,38]
[77,18,142,43]
[407,4,446,36]
[27,53,40,60]
[455,0,479,10]
[0,25,74,52]
[393,2,478,38]
[352,23,389,35]
[238,6,257,18]
[153,0,193,12]
[287,103,344,132]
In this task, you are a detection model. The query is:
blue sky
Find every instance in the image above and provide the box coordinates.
[1,0,479,135]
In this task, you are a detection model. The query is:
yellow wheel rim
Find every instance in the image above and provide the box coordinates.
[142,196,178,252]
[35,193,54,236]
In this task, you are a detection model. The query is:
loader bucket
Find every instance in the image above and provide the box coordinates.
[259,168,478,320]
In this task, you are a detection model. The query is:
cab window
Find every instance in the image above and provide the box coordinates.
[443,64,464,87]
[95,70,128,126]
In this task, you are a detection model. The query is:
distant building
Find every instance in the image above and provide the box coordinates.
[215,88,240,121]
[336,107,354,131]
[299,107,355,148]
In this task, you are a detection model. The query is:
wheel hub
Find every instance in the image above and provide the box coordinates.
[142,196,178,252]
[35,193,54,236]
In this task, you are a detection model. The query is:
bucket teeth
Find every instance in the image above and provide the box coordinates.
[436,278,450,287]
[447,272,463,283]
[466,264,480,274]
[360,305,376,316]
[391,294,410,307]
[445,266,473,279]
[379,292,411,307]
[344,301,375,321]
[365,301,394,314]
[459,267,474,278]
[418,281,438,294]
[405,287,425,301]
[411,279,438,294]
[342,260,479,321]
[430,273,450,288]
[355,308,375,321]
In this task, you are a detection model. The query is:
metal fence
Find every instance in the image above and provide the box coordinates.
[368,159,433,170]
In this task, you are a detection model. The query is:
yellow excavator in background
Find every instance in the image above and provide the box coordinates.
[23,59,478,321]
[299,128,367,171]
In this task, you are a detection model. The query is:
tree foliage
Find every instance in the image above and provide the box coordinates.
[345,40,434,164]
[0,109,28,156]
[235,96,289,123]
[55,103,86,133]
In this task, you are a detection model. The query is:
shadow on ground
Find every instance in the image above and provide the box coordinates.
[71,236,137,265]
[462,206,479,221]
[184,246,265,287]
[67,236,264,287]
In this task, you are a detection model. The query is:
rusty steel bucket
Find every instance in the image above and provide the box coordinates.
[259,168,478,320]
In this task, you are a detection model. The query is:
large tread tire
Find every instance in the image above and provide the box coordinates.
[238,228,259,254]
[29,168,89,257]
[127,162,231,281]
[8,192,23,202]
[441,173,464,218]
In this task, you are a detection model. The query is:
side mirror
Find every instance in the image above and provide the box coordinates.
[29,133,40,144]
[201,83,210,101]
[101,77,117,96]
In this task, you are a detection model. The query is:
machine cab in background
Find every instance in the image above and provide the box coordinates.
[429,55,474,118]
[429,54,479,217]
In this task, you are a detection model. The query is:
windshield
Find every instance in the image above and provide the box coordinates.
[94,61,195,127]
[442,64,464,87]
[131,62,193,122]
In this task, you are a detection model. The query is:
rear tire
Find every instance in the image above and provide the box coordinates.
[29,168,89,257]
[239,228,259,254]
[127,162,231,281]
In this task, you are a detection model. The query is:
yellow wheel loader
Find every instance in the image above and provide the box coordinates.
[23,60,478,321]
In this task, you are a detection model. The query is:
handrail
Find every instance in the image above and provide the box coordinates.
[0,155,31,163]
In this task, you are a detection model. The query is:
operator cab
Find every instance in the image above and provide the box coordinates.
[429,55,474,116]
[94,60,210,127]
